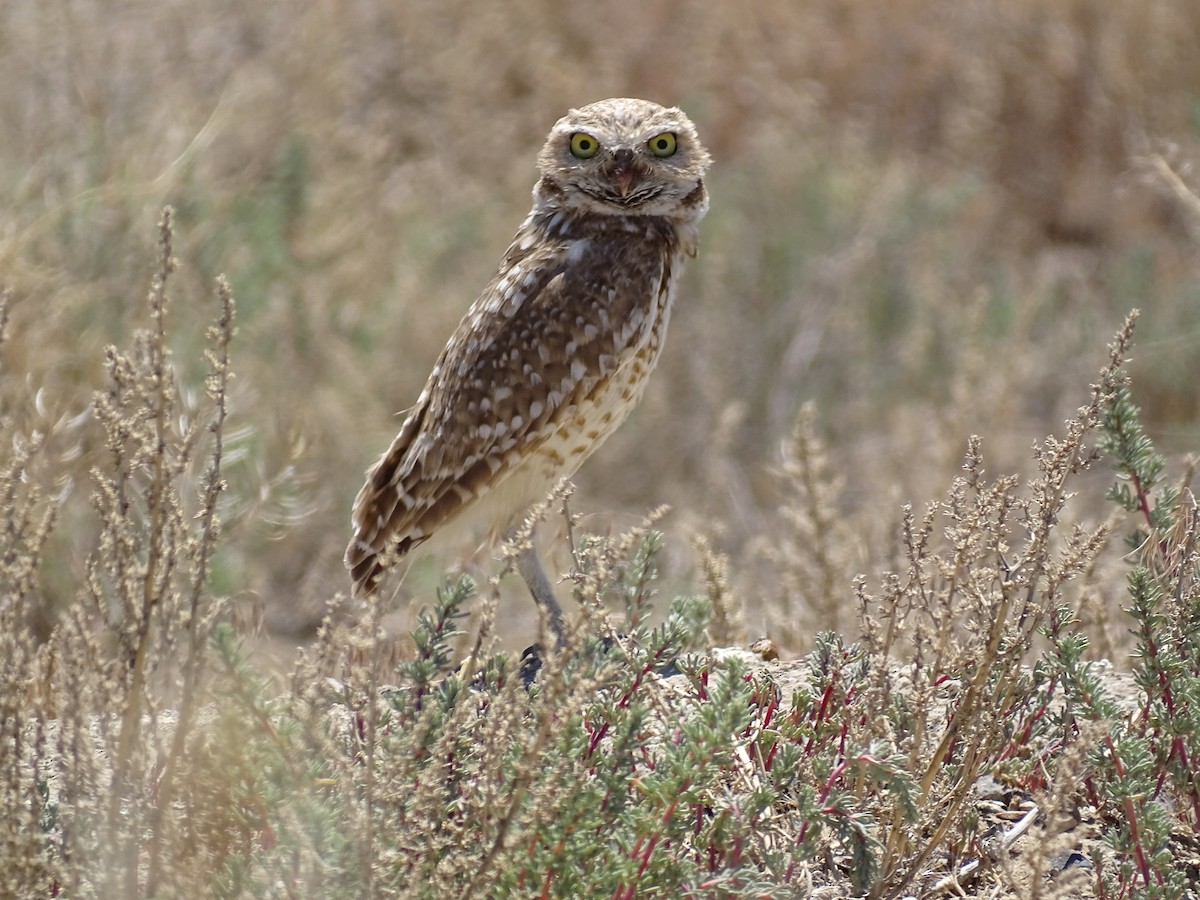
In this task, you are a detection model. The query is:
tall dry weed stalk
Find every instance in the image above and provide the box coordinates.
[0,208,235,897]
[851,314,1136,896]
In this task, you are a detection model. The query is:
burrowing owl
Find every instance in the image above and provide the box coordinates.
[346,97,711,643]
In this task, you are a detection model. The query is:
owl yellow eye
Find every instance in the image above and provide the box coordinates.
[647,132,677,157]
[569,133,600,159]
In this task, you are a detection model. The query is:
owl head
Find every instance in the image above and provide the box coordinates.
[536,98,711,219]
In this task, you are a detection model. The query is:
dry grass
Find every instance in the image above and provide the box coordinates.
[2,0,1198,648]
[2,1,1200,896]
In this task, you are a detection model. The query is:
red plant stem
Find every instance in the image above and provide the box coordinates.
[1130,470,1154,534]
[662,798,679,823]
[765,739,779,771]
[1138,617,1176,717]
[762,691,778,730]
[586,720,610,758]
[617,668,649,709]
[614,784,688,897]
[1163,737,1200,824]
[1153,742,1169,799]
[1123,795,1152,885]
[814,680,835,722]
[819,762,850,801]
[1131,469,1176,568]
[785,821,810,883]
[784,757,859,882]
[640,744,657,770]
[1105,735,1151,886]
[1177,740,1200,824]
[636,833,660,878]
[996,691,1051,765]
[801,681,837,758]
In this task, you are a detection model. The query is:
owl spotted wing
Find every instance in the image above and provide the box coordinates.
[345,222,673,594]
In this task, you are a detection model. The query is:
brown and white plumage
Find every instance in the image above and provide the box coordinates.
[346,98,711,639]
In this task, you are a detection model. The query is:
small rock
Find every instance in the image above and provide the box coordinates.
[973,774,1006,800]
[1049,850,1092,875]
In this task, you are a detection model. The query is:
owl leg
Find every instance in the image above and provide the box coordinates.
[516,543,566,648]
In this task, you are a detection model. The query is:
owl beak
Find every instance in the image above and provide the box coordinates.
[611,149,638,198]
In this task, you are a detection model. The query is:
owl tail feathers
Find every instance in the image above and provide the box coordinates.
[345,436,412,596]
[345,485,423,596]
[345,472,391,596]
[345,481,423,596]
[345,537,386,597]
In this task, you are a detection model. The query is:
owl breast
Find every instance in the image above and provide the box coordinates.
[465,215,683,533]
[529,265,672,477]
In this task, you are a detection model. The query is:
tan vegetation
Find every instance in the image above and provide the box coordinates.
[2,1,1199,896]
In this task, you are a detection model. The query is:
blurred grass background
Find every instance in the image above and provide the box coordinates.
[2,0,1198,655]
